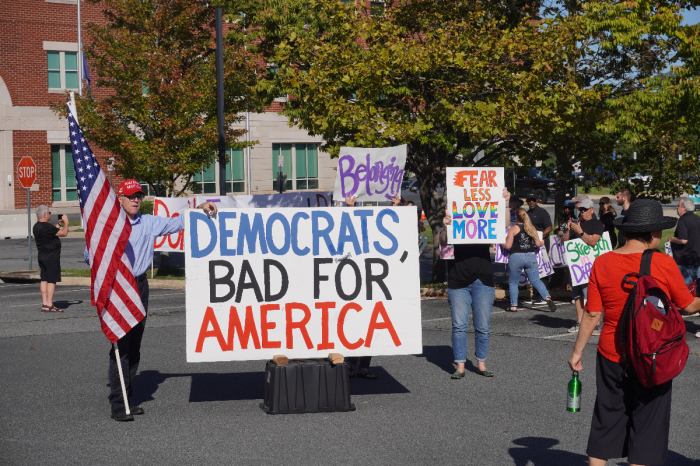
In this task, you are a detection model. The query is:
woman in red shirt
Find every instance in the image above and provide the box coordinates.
[568,200,700,466]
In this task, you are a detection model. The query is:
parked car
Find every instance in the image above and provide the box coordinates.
[627,172,652,187]
[505,168,573,204]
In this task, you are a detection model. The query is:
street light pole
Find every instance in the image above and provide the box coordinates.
[216,7,226,197]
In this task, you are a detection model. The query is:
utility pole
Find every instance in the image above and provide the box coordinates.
[216,7,226,196]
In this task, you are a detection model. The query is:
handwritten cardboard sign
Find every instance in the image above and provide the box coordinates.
[446,167,506,244]
[153,197,197,252]
[564,232,613,286]
[333,145,407,203]
[184,206,422,362]
[550,236,567,268]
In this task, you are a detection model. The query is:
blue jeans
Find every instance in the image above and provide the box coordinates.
[507,252,550,307]
[447,279,495,363]
[678,265,700,286]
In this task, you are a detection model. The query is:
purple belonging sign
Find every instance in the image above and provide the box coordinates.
[333,144,407,203]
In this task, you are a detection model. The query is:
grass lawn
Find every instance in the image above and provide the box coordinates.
[576,186,614,196]
[61,266,185,280]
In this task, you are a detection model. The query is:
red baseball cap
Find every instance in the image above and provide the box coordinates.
[117,179,145,196]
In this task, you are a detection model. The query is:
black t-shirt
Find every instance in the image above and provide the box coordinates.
[447,244,494,289]
[527,205,552,232]
[672,212,700,266]
[33,222,61,261]
[509,227,537,254]
[600,212,618,248]
[616,208,628,248]
[569,217,605,241]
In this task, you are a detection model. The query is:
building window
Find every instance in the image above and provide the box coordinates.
[192,148,246,194]
[51,145,78,202]
[47,51,78,90]
[370,1,385,16]
[272,143,318,191]
[139,182,157,197]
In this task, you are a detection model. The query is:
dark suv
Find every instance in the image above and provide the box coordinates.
[505,168,573,204]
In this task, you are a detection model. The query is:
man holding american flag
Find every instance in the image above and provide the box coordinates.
[69,105,217,422]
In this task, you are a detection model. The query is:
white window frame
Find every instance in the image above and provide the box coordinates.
[192,152,247,195]
[47,50,79,92]
[272,143,320,192]
[52,145,77,202]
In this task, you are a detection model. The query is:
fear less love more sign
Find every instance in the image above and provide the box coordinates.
[446,167,507,244]
[184,207,422,362]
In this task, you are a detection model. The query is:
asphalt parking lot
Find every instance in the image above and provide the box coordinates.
[2,282,700,465]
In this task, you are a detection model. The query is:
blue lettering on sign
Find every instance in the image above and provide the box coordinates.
[291,212,310,256]
[453,220,466,239]
[190,211,217,258]
[477,219,487,239]
[488,219,497,239]
[237,213,268,255]
[312,211,337,256]
[337,211,362,256]
[353,210,374,253]
[218,211,237,256]
[373,209,398,256]
[266,212,291,255]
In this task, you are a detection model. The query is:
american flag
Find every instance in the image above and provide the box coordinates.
[67,105,146,343]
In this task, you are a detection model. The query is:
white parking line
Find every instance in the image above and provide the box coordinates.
[543,333,576,339]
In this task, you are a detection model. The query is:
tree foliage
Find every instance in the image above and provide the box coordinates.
[53,0,262,196]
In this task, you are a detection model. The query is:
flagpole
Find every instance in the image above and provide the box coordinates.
[113,343,131,415]
[77,0,83,96]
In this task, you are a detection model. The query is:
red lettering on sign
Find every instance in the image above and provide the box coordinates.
[337,302,364,349]
[365,301,401,347]
[315,302,336,350]
[228,305,261,349]
[260,304,281,349]
[195,307,227,352]
[286,302,313,349]
[479,170,490,187]
[153,200,169,248]
[488,170,497,187]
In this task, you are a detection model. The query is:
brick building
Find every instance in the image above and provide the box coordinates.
[0,0,343,211]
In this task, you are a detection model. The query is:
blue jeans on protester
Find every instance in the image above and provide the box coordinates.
[678,265,700,286]
[508,252,550,307]
[447,279,495,363]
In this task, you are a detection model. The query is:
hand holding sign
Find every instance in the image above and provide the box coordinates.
[333,145,407,203]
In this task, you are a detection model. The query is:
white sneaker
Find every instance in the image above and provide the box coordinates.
[696,332,700,338]
[568,323,580,334]
[532,300,548,307]
[592,324,601,336]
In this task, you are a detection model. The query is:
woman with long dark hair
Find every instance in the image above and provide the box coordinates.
[598,196,617,248]
[504,208,556,313]
[568,200,700,466]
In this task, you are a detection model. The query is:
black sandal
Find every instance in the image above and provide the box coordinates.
[506,306,518,312]
[48,306,63,313]
[356,370,377,379]
[347,364,356,378]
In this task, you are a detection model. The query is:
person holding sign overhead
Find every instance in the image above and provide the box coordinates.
[563,199,604,334]
[440,187,511,380]
[504,208,556,313]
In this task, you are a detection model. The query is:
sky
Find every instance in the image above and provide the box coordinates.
[682,8,700,26]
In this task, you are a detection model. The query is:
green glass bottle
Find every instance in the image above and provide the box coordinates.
[567,371,582,412]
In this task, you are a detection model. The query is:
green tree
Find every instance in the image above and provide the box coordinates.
[228,0,583,278]
[53,0,262,196]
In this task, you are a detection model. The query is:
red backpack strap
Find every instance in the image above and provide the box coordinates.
[639,249,655,276]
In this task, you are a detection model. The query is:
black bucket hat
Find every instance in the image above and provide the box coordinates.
[613,199,677,232]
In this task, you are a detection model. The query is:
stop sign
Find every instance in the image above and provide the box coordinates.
[17,157,36,188]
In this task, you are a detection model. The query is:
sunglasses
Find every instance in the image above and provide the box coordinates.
[122,194,144,201]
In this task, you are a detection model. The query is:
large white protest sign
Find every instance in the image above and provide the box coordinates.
[445,167,507,244]
[333,145,406,203]
[153,197,197,252]
[564,232,613,286]
[185,206,422,362]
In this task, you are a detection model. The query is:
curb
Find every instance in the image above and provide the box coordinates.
[0,273,185,290]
